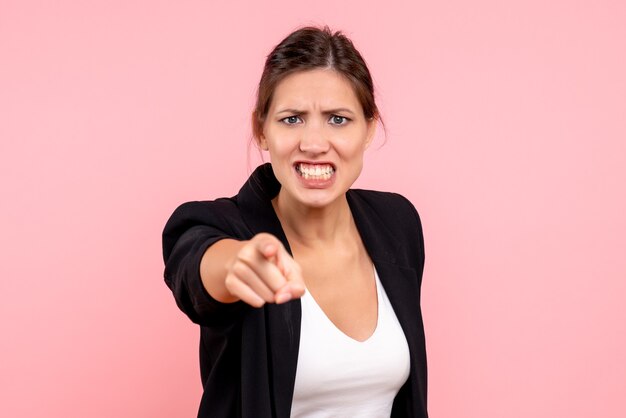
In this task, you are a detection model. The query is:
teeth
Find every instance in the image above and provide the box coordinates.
[296,163,334,180]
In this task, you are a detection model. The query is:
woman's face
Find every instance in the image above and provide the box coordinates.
[259,69,376,209]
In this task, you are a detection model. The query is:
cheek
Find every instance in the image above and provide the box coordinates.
[268,140,295,160]
[266,137,297,171]
[265,127,296,153]
[337,126,370,152]
[336,137,368,159]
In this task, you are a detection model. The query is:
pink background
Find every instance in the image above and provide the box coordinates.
[1,1,625,417]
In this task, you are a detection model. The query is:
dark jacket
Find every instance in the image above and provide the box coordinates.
[162,163,428,418]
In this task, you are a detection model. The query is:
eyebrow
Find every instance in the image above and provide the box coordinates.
[275,107,356,116]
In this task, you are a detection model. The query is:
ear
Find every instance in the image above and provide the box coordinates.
[364,118,377,150]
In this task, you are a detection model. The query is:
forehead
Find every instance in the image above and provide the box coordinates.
[269,69,362,111]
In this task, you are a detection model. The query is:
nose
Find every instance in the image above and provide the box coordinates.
[299,121,330,154]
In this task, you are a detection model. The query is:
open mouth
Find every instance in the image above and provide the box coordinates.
[294,162,335,180]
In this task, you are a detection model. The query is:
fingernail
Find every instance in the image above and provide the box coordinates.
[276,293,292,304]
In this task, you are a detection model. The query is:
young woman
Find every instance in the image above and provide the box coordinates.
[162,26,428,418]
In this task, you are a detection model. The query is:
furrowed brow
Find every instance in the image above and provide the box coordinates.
[275,108,306,115]
[275,107,355,116]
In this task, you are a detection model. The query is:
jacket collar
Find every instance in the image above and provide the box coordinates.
[237,163,291,252]
[237,163,405,263]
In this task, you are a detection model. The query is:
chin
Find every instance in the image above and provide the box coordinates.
[294,188,345,209]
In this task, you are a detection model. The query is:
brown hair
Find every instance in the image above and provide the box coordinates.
[251,25,385,142]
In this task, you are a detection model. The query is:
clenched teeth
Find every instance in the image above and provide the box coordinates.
[296,163,335,180]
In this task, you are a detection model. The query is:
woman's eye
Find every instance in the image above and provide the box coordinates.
[281,116,301,125]
[330,115,349,125]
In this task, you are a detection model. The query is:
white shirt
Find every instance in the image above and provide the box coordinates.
[291,268,411,418]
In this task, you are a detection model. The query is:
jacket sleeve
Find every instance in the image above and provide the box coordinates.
[400,195,425,270]
[162,199,251,326]
[393,193,426,278]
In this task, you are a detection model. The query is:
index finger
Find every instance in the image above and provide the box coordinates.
[236,242,288,292]
[274,247,305,296]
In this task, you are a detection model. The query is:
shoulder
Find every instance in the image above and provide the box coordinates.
[348,189,422,227]
[350,189,413,207]
[168,197,240,224]
[162,196,249,260]
[348,189,425,266]
[164,197,242,234]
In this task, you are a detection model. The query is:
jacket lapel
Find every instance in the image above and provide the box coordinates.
[347,190,427,416]
[238,164,301,418]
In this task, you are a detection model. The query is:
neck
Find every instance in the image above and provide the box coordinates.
[272,191,352,246]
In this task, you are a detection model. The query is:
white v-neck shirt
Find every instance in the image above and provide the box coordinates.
[290,268,411,418]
